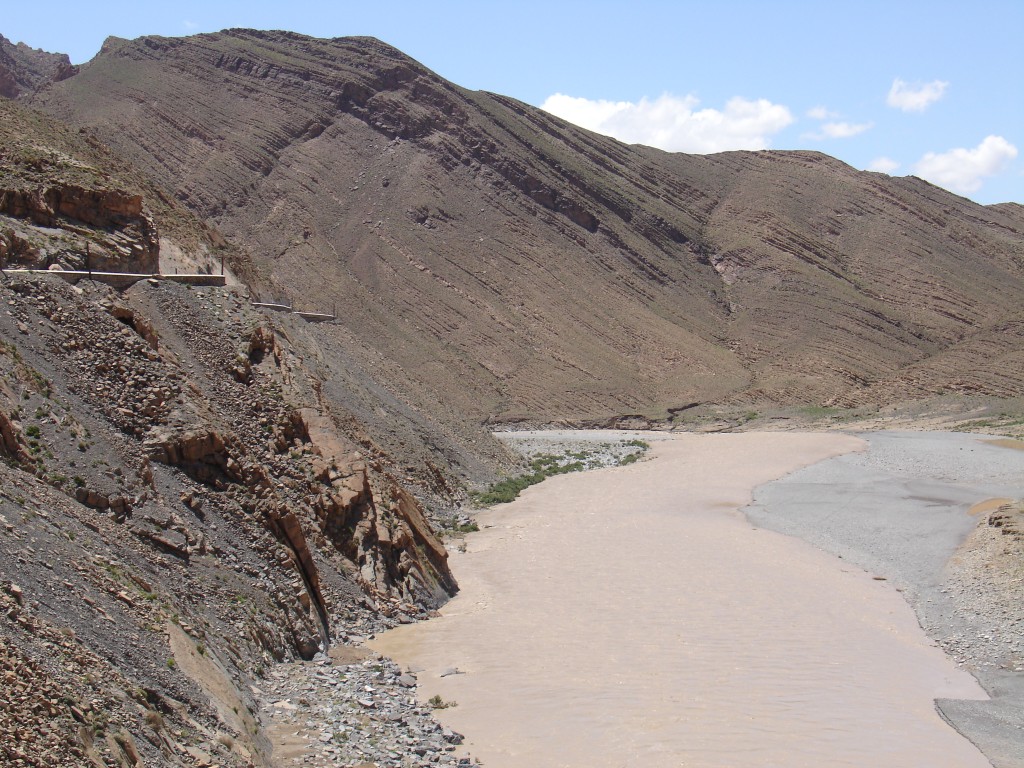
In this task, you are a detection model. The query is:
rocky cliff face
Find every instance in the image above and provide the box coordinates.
[0,271,460,766]
[0,184,159,272]
[0,33,76,99]
[0,95,244,278]
[0,96,167,274]
[32,29,1024,421]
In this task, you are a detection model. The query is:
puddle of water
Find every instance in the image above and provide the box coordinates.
[372,433,989,768]
[969,497,1014,516]
[985,437,1024,452]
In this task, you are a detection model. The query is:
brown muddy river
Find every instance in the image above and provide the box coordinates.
[371,432,989,768]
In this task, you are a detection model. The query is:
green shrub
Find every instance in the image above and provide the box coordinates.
[473,439,651,507]
[428,694,456,709]
[474,473,544,505]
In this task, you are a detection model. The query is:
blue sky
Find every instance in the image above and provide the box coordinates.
[4,1,1022,204]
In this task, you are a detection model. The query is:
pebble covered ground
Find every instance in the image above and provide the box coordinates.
[941,504,1024,673]
[494,429,670,467]
[258,646,478,768]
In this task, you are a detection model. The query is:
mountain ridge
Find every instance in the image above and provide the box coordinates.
[30,28,1024,423]
[0,33,76,98]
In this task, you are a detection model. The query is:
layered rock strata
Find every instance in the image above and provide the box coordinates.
[33,30,1024,420]
[0,273,458,766]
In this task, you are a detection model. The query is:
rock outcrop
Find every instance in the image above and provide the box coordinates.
[0,33,77,99]
[0,184,159,272]
[0,272,460,766]
[990,501,1024,539]
[0,94,235,278]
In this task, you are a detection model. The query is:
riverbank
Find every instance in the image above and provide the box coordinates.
[256,645,474,768]
[370,431,998,767]
[744,431,1024,767]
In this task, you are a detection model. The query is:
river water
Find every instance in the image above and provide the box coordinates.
[371,432,990,767]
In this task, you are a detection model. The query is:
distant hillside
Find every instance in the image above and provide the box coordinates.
[32,29,1024,423]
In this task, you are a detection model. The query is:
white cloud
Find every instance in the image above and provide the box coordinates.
[807,106,839,120]
[820,121,872,139]
[867,157,900,174]
[540,92,794,154]
[802,121,872,142]
[887,78,948,112]
[914,136,1018,194]
[183,20,200,30]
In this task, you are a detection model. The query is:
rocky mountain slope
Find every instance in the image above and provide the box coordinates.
[0,34,76,99]
[0,268,470,766]
[31,28,1024,423]
[2,81,511,481]
[0,61,503,767]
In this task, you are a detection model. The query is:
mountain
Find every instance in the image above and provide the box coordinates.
[0,33,76,98]
[31,29,1024,425]
[0,55,486,768]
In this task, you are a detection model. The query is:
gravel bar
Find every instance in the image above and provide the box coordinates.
[743,430,1024,768]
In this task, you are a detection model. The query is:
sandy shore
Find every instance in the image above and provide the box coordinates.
[371,432,995,768]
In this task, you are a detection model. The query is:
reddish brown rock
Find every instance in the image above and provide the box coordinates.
[0,185,159,272]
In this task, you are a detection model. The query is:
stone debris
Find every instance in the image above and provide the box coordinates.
[259,651,478,768]
[939,502,1024,671]
[0,274,469,766]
